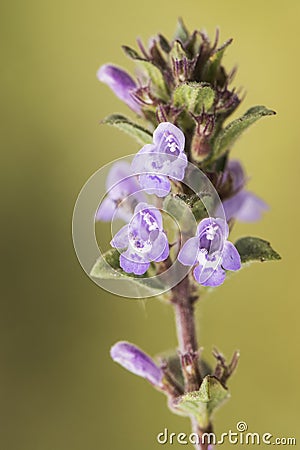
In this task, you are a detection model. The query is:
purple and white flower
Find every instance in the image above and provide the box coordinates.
[96,161,145,222]
[97,64,141,114]
[110,341,163,386]
[222,160,268,222]
[131,122,188,197]
[111,202,169,275]
[178,217,241,287]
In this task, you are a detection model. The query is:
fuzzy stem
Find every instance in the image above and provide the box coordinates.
[171,275,213,450]
[171,275,201,390]
[191,417,214,450]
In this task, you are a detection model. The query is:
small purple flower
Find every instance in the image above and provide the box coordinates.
[110,341,163,386]
[222,160,268,222]
[96,161,146,222]
[97,64,141,114]
[131,122,187,197]
[111,202,169,275]
[178,217,241,287]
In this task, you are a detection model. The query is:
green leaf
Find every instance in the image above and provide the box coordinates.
[213,106,276,158]
[136,60,169,101]
[191,199,210,221]
[203,39,233,82]
[173,82,215,114]
[102,114,153,145]
[90,248,165,295]
[164,194,213,224]
[235,237,281,263]
[158,34,171,53]
[170,40,187,61]
[163,194,187,221]
[90,248,121,276]
[122,45,144,60]
[173,376,229,428]
[173,18,189,43]
[163,194,198,234]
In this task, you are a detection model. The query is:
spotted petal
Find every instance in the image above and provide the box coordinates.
[222,241,241,271]
[196,218,229,241]
[133,202,163,229]
[120,249,150,275]
[138,173,171,197]
[153,122,185,151]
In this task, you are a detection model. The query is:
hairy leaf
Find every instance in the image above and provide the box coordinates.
[203,39,233,82]
[213,106,276,158]
[173,376,229,428]
[235,237,281,263]
[102,114,153,145]
[122,45,144,61]
[173,82,215,114]
[136,60,169,101]
[90,248,165,294]
[173,18,189,43]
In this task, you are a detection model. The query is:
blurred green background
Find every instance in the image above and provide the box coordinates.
[1,0,299,449]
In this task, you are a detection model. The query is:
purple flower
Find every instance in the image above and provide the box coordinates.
[178,217,241,287]
[96,161,145,222]
[111,202,169,275]
[110,341,163,386]
[222,160,268,222]
[131,122,187,197]
[97,64,141,114]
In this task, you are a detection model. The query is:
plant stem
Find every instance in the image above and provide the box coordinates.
[171,275,201,390]
[191,417,214,450]
[171,275,214,450]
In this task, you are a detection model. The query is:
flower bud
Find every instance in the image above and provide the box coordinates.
[110,341,163,386]
[190,113,214,162]
[97,64,141,113]
[190,132,211,162]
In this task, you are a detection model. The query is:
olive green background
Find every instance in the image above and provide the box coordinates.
[1,0,299,449]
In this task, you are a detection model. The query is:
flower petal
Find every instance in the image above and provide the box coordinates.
[96,197,116,222]
[106,161,141,201]
[226,159,245,191]
[110,225,129,249]
[222,190,268,223]
[97,64,140,113]
[222,241,241,271]
[120,249,150,275]
[106,161,132,191]
[214,218,229,240]
[194,265,226,287]
[138,174,171,197]
[131,145,156,173]
[167,152,188,180]
[148,232,169,262]
[196,217,228,240]
[110,341,163,385]
[178,237,199,266]
[153,122,185,151]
